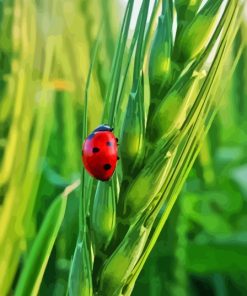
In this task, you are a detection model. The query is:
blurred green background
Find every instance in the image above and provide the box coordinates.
[0,0,247,295]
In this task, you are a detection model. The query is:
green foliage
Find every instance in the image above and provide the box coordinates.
[0,0,246,295]
[15,187,74,296]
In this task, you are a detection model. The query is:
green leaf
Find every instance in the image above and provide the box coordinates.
[15,193,68,296]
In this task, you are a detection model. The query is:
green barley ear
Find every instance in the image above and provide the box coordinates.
[119,0,150,177]
[148,68,206,142]
[120,73,145,177]
[175,0,202,23]
[122,136,177,223]
[175,0,223,62]
[98,215,153,296]
[148,0,173,99]
[68,236,93,296]
[91,180,116,251]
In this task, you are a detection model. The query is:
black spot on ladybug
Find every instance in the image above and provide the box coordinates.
[87,133,95,140]
[92,147,100,153]
[104,164,111,171]
[106,141,113,147]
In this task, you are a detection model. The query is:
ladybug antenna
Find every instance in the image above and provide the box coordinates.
[93,124,114,132]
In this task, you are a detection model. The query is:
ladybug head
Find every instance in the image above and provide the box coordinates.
[93,124,114,133]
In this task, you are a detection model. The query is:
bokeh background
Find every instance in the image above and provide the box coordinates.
[0,0,247,295]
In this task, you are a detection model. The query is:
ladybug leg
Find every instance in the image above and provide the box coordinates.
[115,137,119,143]
[117,156,120,160]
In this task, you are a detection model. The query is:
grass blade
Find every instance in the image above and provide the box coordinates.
[15,181,80,296]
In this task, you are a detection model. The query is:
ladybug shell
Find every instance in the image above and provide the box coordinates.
[82,130,118,181]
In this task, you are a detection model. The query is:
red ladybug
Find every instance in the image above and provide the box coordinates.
[82,124,119,181]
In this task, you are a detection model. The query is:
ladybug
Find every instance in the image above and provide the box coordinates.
[82,124,119,181]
